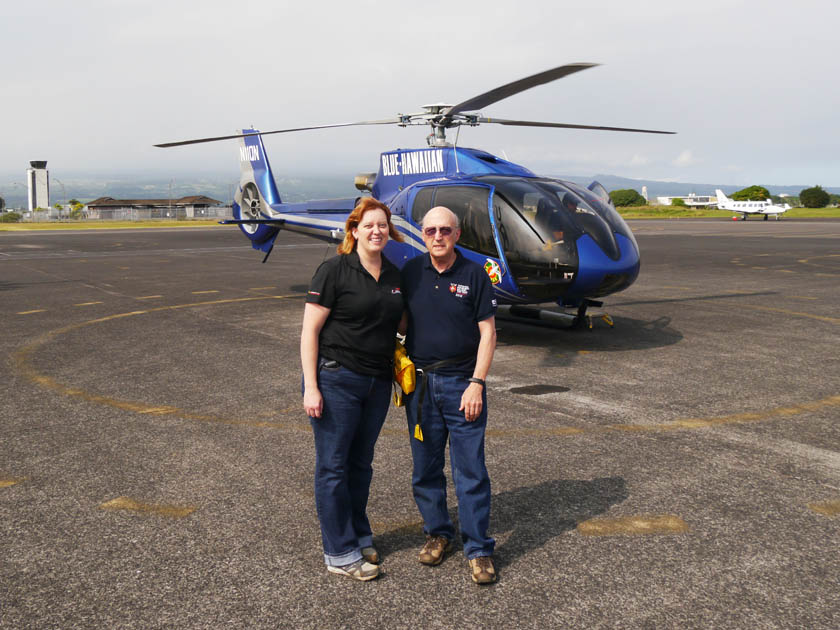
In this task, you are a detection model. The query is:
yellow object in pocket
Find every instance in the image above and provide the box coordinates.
[393,342,416,395]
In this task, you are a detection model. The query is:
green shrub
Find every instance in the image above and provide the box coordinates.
[609,189,646,207]
[0,211,23,223]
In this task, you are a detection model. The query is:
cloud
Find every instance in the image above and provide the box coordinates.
[674,150,697,167]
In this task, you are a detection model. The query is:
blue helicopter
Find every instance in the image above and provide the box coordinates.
[156,63,674,327]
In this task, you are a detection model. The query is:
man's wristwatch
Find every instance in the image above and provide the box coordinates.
[468,377,486,387]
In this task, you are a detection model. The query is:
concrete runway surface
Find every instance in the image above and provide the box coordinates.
[1,220,839,629]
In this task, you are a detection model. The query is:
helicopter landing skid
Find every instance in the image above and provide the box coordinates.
[496,300,613,330]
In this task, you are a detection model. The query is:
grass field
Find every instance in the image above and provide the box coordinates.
[2,208,839,231]
[0,219,224,231]
[616,205,840,219]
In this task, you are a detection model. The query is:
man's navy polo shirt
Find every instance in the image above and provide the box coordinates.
[401,251,497,376]
[306,251,403,377]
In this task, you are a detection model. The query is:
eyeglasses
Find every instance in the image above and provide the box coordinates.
[423,226,454,237]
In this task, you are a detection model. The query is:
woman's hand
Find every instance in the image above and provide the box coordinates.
[303,386,324,419]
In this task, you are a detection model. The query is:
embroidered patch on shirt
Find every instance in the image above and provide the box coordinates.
[449,283,470,298]
[391,288,402,294]
[308,291,320,296]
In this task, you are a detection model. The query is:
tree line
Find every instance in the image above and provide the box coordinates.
[608,185,836,208]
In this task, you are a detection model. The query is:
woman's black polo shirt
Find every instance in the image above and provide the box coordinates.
[306,250,403,378]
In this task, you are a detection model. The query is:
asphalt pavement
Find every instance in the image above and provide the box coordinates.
[1,221,839,629]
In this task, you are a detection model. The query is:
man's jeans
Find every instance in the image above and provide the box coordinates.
[308,361,391,566]
[405,371,494,559]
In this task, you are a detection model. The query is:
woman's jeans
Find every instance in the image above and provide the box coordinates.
[307,361,391,566]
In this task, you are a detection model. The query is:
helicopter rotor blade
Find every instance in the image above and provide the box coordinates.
[443,63,599,120]
[474,116,675,135]
[154,118,402,148]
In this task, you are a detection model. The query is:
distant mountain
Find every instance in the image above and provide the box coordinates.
[2,171,837,209]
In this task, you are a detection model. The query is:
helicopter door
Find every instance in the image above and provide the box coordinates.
[410,184,498,257]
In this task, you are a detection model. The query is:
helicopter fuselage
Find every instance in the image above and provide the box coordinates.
[232,135,640,309]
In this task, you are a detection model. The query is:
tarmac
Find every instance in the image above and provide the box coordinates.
[1,220,839,629]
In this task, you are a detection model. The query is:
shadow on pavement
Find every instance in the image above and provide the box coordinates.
[376,476,627,568]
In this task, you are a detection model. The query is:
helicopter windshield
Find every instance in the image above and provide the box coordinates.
[479,178,580,300]
[481,176,630,260]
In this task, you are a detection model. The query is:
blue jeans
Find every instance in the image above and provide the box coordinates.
[308,361,391,566]
[405,371,494,559]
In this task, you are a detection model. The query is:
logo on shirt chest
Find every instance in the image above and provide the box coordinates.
[449,283,470,298]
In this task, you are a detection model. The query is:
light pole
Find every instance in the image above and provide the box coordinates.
[168,178,174,218]
[53,177,66,219]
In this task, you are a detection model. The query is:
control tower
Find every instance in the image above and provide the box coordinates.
[27,160,50,212]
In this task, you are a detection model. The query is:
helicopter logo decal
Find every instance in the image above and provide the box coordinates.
[155,63,675,328]
[381,150,445,177]
[484,259,502,285]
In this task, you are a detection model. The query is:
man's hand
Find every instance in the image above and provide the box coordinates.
[459,382,484,422]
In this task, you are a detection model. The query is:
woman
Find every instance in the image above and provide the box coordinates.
[300,197,405,581]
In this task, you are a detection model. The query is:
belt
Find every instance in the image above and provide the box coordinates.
[413,354,474,441]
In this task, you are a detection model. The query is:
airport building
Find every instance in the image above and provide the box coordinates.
[27,161,50,212]
[85,195,224,220]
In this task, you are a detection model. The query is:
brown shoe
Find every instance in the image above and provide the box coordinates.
[418,535,452,566]
[469,556,497,584]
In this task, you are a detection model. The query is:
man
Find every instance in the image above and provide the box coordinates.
[400,206,498,585]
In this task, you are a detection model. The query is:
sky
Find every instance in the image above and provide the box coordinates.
[2,0,838,191]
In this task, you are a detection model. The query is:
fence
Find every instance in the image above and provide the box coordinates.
[16,205,234,222]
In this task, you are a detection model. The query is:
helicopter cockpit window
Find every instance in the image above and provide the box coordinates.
[431,186,497,257]
[412,185,497,257]
[411,186,435,224]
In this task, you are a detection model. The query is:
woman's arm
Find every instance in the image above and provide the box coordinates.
[300,302,331,418]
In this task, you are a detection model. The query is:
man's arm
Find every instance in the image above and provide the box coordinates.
[460,316,496,422]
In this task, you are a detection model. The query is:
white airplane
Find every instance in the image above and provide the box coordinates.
[715,189,791,221]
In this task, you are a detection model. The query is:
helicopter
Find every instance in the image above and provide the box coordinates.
[156,63,675,328]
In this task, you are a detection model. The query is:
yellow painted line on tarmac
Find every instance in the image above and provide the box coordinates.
[12,294,313,432]
[577,350,592,355]
[791,296,819,300]
[249,286,276,291]
[751,266,766,270]
[17,309,47,315]
[74,301,103,307]
[807,500,840,517]
[12,294,840,438]
[777,269,795,274]
[577,514,689,536]
[100,496,196,518]
[136,295,163,300]
[744,305,840,326]
[0,477,26,488]
[192,290,219,295]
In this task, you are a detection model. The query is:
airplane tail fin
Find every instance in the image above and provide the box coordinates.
[715,189,730,204]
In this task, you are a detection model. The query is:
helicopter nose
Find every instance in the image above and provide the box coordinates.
[571,233,640,298]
